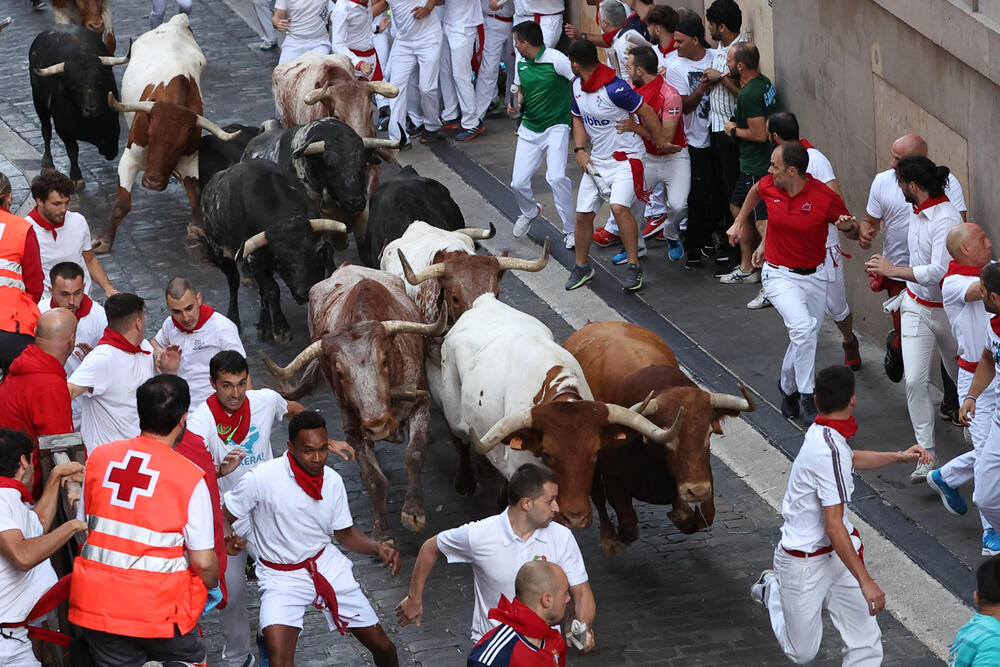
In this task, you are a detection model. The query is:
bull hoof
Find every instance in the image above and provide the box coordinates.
[454,474,477,497]
[90,235,114,254]
[619,523,639,544]
[401,510,426,533]
[272,329,293,344]
[600,535,627,557]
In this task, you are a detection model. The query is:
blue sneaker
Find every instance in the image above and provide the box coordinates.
[984,529,1000,557]
[455,123,485,141]
[926,468,968,515]
[666,239,684,261]
[612,247,647,265]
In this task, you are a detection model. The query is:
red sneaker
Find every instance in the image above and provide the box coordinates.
[843,335,861,371]
[592,228,621,247]
[641,214,667,238]
[654,230,666,241]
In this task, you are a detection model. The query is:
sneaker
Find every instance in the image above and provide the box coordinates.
[654,230,667,242]
[240,654,257,667]
[700,244,716,260]
[377,115,390,132]
[940,401,963,427]
[406,120,424,138]
[419,130,441,143]
[564,233,575,249]
[455,123,485,141]
[257,633,270,667]
[32,0,45,10]
[910,460,934,484]
[592,228,621,247]
[843,335,862,371]
[641,214,667,238]
[926,468,968,515]
[565,264,595,291]
[623,263,643,292]
[884,329,903,383]
[983,529,1000,557]
[714,262,737,278]
[779,383,800,419]
[440,117,461,130]
[719,267,761,284]
[259,39,278,51]
[750,570,775,608]
[684,256,702,270]
[612,248,647,265]
[666,239,684,261]
[714,246,733,264]
[800,392,817,424]
[746,288,772,310]
[513,203,542,238]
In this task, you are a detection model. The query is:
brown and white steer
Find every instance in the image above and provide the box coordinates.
[564,321,755,555]
[95,14,236,252]
[51,0,114,52]
[264,265,445,544]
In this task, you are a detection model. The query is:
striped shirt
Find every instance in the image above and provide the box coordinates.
[949,613,1000,667]
[708,34,744,132]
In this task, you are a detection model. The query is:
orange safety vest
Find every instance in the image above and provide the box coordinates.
[0,210,39,336]
[69,435,209,638]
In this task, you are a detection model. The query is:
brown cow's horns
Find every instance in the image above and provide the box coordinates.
[605,404,682,445]
[263,341,322,381]
[195,115,240,141]
[455,223,497,240]
[495,237,550,272]
[381,305,447,338]
[107,92,154,114]
[709,385,754,412]
[303,85,329,105]
[475,410,535,454]
[367,81,399,98]
[628,390,657,416]
[397,249,446,286]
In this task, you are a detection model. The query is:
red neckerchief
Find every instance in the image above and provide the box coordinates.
[97,327,150,355]
[913,194,950,215]
[287,450,323,500]
[207,394,250,445]
[488,596,567,662]
[658,39,676,56]
[0,477,33,504]
[348,0,368,6]
[175,304,215,333]
[813,415,859,439]
[940,261,983,288]
[992,315,1000,337]
[800,139,814,150]
[51,295,93,320]
[634,74,665,105]
[580,64,617,93]
[28,207,60,240]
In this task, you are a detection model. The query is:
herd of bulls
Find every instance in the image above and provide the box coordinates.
[20,4,759,555]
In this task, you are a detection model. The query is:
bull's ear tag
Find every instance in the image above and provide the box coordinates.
[508,436,524,450]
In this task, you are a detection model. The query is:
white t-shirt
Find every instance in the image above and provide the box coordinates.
[665,50,715,149]
[68,341,155,453]
[153,312,245,408]
[275,0,331,42]
[436,510,589,642]
[187,389,289,497]
[865,169,966,267]
[331,0,374,62]
[803,145,843,248]
[31,210,93,300]
[906,199,963,303]
[656,45,679,76]
[571,75,644,161]
[388,0,441,44]
[443,0,482,28]
[0,489,58,623]
[942,273,989,366]
[779,423,856,554]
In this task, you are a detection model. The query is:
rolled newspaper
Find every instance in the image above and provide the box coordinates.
[585,165,612,202]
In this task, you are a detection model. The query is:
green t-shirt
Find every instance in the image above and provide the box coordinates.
[734,73,778,177]
[950,613,1000,667]
[516,46,574,133]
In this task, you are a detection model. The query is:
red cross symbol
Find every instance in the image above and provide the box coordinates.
[102,450,159,509]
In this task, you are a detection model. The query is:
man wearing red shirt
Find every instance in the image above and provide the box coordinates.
[728,142,858,423]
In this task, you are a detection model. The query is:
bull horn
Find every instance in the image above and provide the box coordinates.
[236,230,269,262]
[107,92,154,115]
[98,55,129,66]
[263,341,323,381]
[303,85,330,106]
[495,237,550,272]
[362,136,405,150]
[456,223,496,240]
[390,386,429,402]
[33,62,66,77]
[367,81,399,98]
[397,250,446,285]
[381,305,447,338]
[606,403,684,445]
[475,408,535,454]
[195,115,240,141]
[628,390,657,416]
[309,219,348,234]
[709,384,755,412]
[294,140,326,157]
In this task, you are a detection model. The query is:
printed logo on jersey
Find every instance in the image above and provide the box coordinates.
[103,450,159,509]
[801,202,812,213]
[532,554,548,561]
[581,115,611,127]
[238,427,264,466]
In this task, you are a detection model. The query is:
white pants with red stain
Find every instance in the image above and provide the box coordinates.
[511,124,574,234]
[474,15,515,121]
[763,264,828,396]
[388,36,443,140]
[439,23,481,131]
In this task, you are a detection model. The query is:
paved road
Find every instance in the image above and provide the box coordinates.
[0,1,948,664]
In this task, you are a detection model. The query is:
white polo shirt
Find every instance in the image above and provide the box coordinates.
[436,509,589,642]
[153,312,245,408]
[0,488,57,624]
[67,340,155,453]
[906,198,963,304]
[943,273,989,366]
[779,423,856,554]
[571,74,644,161]
[30,210,93,299]
[187,389,288,497]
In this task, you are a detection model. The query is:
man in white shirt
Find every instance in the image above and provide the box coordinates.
[0,429,86,667]
[151,277,245,408]
[272,0,333,65]
[26,171,115,301]
[330,0,385,80]
[438,0,485,140]
[396,464,596,651]
[474,0,514,124]
[223,411,399,667]
[386,0,444,146]
[752,365,931,665]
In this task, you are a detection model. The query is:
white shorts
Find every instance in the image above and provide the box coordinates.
[576,156,638,213]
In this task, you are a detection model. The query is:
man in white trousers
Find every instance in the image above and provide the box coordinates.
[752,364,932,666]
[865,156,963,483]
[727,142,856,424]
[508,21,575,248]
[273,0,332,65]
[513,0,563,48]
[254,0,279,49]
[474,0,515,124]
[931,223,1000,556]
[387,0,444,146]
[331,0,387,80]
[438,0,485,140]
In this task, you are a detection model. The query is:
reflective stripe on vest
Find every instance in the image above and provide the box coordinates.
[80,543,189,574]
[88,515,185,549]
[0,276,24,290]
[0,259,22,273]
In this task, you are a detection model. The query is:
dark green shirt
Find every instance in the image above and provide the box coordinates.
[734,73,778,177]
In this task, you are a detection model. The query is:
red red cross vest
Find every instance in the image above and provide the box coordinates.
[0,210,40,336]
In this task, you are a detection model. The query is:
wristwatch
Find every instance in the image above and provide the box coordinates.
[729,126,738,139]
[574,147,586,152]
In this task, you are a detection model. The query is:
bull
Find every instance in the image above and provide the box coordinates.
[263,265,446,544]
[432,294,680,522]
[564,321,755,555]
[194,159,347,343]
[29,25,125,186]
[51,0,114,52]
[198,122,273,192]
[96,14,237,253]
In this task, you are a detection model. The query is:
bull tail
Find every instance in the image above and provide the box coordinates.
[262,357,322,400]
[184,222,217,265]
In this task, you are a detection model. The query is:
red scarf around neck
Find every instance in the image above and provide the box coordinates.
[913,194,950,215]
[51,295,93,320]
[941,261,983,288]
[800,139,814,150]
[813,415,858,439]
[207,394,250,445]
[658,39,676,56]
[97,327,150,355]
[0,477,33,504]
[287,450,324,500]
[488,595,567,660]
[991,315,1000,337]
[580,63,617,93]
[28,207,61,239]
[175,304,215,333]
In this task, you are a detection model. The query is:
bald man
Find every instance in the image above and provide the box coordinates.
[468,560,571,666]
[0,308,77,497]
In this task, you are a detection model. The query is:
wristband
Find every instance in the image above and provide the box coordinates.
[966,395,977,402]
[574,147,586,152]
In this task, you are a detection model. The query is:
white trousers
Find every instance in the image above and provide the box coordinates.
[824,245,851,322]
[253,0,277,42]
[900,293,959,452]
[389,38,443,140]
[439,23,480,130]
[220,550,252,667]
[763,265,828,395]
[0,628,38,667]
[975,415,1000,531]
[766,543,883,666]
[278,37,332,65]
[474,17,514,121]
[373,21,392,108]
[940,369,997,529]
[511,13,561,84]
[643,151,691,241]
[511,124,574,234]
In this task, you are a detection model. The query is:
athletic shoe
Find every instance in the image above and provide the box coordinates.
[612,248,647,265]
[910,460,934,484]
[700,244,716,260]
[456,123,485,141]
[654,230,667,242]
[641,214,667,238]
[926,468,968,515]
[714,245,733,264]
[883,329,903,383]
[800,392,817,424]
[592,228,621,247]
[240,654,257,667]
[32,0,45,11]
[259,39,278,51]
[666,239,684,261]
[565,264,595,291]
[746,288,772,310]
[513,203,542,238]
[843,335,862,371]
[406,121,424,138]
[564,233,575,249]
[623,263,643,292]
[719,267,761,284]
[714,262,737,278]
[419,130,441,144]
[257,633,270,667]
[983,529,1000,557]
[779,383,800,419]
[940,401,963,427]
[684,256,702,270]
[440,117,461,130]
[750,570,775,608]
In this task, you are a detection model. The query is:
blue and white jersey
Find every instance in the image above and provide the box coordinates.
[571,75,644,161]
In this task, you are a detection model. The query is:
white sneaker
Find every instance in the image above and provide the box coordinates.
[746,288,772,309]
[719,267,761,284]
[750,570,775,608]
[564,233,575,249]
[513,203,542,238]
[910,460,934,484]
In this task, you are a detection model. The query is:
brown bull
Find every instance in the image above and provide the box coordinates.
[564,321,755,555]
[51,0,114,52]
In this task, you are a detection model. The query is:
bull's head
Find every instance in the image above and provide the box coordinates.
[74,0,107,36]
[304,78,399,139]
[471,400,682,528]
[34,53,126,119]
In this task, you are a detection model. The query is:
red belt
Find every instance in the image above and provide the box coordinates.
[957,356,980,373]
[0,574,73,647]
[783,528,862,559]
[350,47,383,82]
[906,288,943,308]
[533,11,561,21]
[259,548,351,635]
[488,13,513,21]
